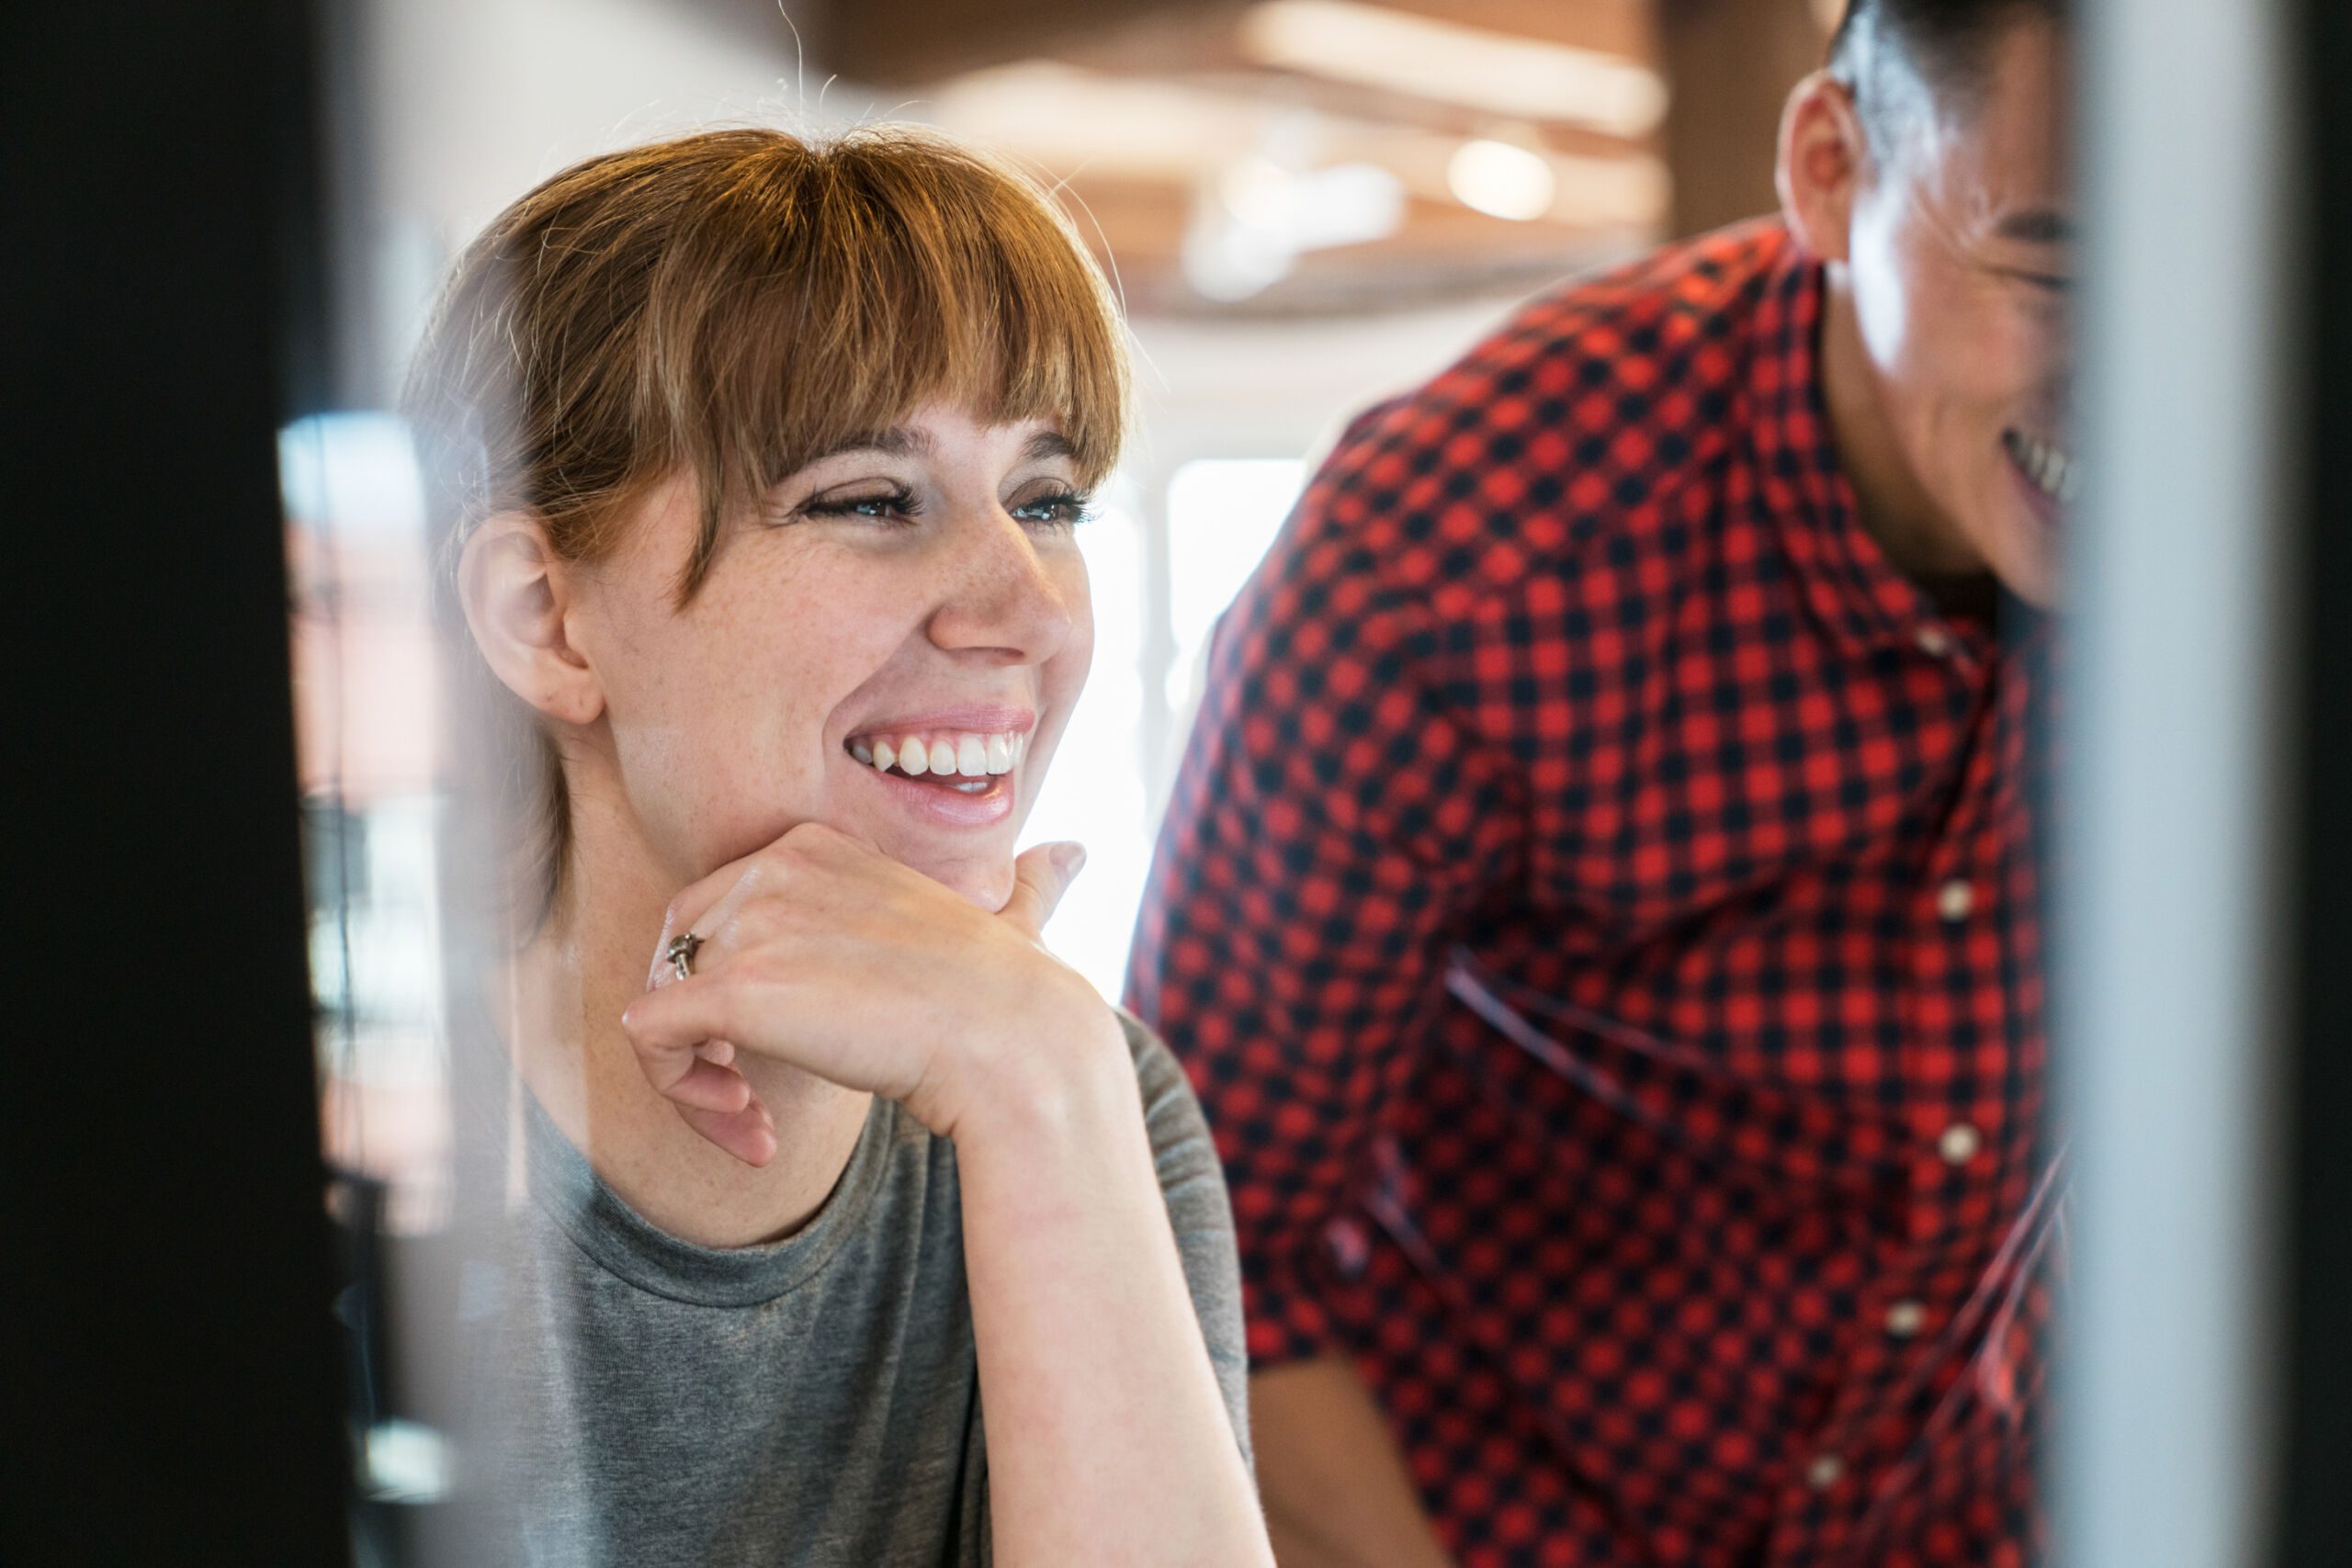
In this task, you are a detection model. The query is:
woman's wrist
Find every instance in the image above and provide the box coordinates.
[934,977,1134,1150]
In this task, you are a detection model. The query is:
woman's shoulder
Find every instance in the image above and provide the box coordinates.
[1107,1006,1235,1227]
[1109,1005,1253,1465]
[1113,1002,1186,1087]
[1111,1009,1214,1154]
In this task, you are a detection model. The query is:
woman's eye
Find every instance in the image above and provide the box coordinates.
[802,487,921,523]
[1009,490,1094,527]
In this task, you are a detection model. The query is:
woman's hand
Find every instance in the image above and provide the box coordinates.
[630,822,1274,1566]
[617,821,1119,1163]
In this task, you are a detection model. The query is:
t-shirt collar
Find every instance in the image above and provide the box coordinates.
[524,1087,899,1307]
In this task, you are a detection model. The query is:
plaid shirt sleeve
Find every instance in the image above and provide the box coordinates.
[1125,398,1527,1365]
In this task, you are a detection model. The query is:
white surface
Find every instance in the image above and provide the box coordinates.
[2059,0,2295,1561]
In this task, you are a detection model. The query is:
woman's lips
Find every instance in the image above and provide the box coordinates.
[842,741,1019,828]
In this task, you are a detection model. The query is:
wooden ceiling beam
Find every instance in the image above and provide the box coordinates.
[1657,0,1832,234]
[823,0,1659,91]
[1365,0,1654,58]
[813,0,1238,85]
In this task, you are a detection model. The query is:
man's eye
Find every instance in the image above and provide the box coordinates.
[1009,490,1095,527]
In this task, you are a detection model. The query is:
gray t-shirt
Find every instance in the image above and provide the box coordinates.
[458,1014,1249,1566]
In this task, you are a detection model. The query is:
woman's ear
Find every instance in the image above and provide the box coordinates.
[1776,70,1870,265]
[457,513,605,727]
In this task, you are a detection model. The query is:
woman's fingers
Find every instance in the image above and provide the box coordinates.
[996,840,1087,942]
[644,822,884,989]
[679,1096,777,1167]
[624,987,773,1162]
[624,972,726,1055]
[643,851,767,991]
[626,824,898,1161]
[664,1054,753,1114]
[626,981,752,1111]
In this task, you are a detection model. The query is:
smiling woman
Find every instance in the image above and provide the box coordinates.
[401,127,1270,1567]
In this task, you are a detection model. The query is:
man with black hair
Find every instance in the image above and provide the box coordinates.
[1129,2,2072,1563]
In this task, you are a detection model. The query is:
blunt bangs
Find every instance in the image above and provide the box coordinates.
[638,127,1131,592]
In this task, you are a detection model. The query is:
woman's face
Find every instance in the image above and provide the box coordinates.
[567,403,1095,910]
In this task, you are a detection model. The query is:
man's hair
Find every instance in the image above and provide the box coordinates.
[1827,0,2066,157]
[404,126,1130,925]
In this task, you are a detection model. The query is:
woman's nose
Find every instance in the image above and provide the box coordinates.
[922,506,1078,664]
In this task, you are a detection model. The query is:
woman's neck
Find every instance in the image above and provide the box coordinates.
[500,784,873,1249]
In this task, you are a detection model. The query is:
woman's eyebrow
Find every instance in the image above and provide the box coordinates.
[808,425,933,464]
[804,427,1072,465]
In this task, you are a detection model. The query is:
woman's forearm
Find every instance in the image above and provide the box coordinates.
[953,1020,1272,1568]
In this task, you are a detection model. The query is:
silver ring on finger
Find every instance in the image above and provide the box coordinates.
[663,931,704,983]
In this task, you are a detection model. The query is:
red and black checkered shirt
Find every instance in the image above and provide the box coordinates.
[1127,220,2057,1568]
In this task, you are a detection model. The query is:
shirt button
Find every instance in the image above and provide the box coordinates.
[1937,878,1975,922]
[1805,1453,1845,1490]
[1939,1122,1984,1165]
[1915,624,1956,658]
[1885,1300,1928,1337]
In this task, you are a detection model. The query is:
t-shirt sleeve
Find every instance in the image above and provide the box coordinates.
[1118,1010,1253,1472]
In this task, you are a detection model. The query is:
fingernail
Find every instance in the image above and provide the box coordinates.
[1050,841,1088,879]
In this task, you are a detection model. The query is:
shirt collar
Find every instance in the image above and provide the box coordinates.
[1747,233,1997,669]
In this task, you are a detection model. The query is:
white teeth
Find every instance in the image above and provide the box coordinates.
[2007,429,2077,503]
[851,728,1029,778]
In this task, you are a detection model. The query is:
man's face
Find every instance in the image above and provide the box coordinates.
[1844,17,2074,606]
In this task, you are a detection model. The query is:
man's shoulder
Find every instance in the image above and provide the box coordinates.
[1304,220,1796,611]
[1400,218,1792,463]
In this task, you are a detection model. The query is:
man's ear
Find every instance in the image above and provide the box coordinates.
[457,512,605,727]
[1776,70,1870,265]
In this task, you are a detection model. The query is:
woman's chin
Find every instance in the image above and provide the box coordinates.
[872,832,1017,909]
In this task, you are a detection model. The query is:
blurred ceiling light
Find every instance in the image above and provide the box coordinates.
[1447,139,1557,221]
[930,63,1253,179]
[1187,152,1405,300]
[1221,157,1406,248]
[926,63,1664,230]
[1182,214,1295,302]
[1239,0,1668,140]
